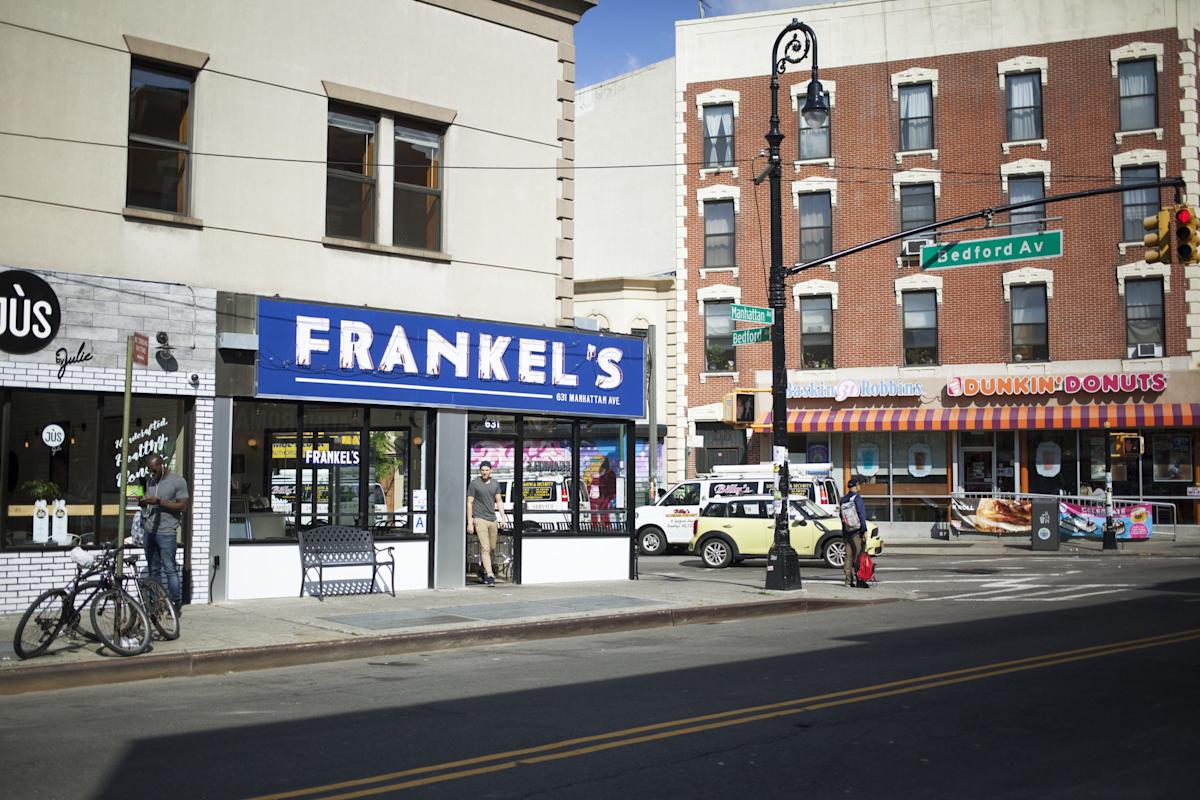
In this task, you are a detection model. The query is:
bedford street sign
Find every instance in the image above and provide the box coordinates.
[921,230,1063,270]
[730,303,775,325]
[731,325,771,346]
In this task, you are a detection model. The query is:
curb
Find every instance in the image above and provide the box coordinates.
[0,595,892,696]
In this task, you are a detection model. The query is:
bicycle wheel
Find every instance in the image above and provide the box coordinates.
[65,581,103,642]
[90,588,151,656]
[139,578,180,640]
[13,589,68,659]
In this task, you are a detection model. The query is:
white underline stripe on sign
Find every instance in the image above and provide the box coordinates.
[294,376,556,400]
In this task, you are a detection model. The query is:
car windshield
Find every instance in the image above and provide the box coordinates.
[790,497,834,519]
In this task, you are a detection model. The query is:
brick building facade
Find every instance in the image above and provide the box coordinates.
[673,0,1200,532]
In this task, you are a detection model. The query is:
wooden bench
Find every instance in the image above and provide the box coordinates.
[298,526,395,600]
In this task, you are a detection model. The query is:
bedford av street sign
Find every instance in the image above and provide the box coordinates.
[730,303,774,325]
[921,230,1063,270]
[731,326,771,346]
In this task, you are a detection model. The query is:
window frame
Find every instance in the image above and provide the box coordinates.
[798,91,831,160]
[1007,175,1046,235]
[1118,58,1158,132]
[126,58,196,215]
[702,103,735,169]
[703,300,735,373]
[1125,277,1165,356]
[799,294,834,371]
[1120,165,1160,243]
[798,191,833,262]
[902,290,939,366]
[898,82,934,151]
[1010,283,1049,363]
[326,104,379,242]
[703,199,736,269]
[392,118,445,252]
[900,183,936,238]
[1005,71,1043,142]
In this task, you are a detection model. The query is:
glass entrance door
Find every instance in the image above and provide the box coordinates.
[961,448,995,493]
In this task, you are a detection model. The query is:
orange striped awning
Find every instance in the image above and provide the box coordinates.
[754,403,1200,433]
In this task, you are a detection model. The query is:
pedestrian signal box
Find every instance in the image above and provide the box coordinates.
[723,389,768,428]
[1110,432,1144,457]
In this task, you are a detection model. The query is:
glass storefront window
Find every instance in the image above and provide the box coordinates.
[2,390,187,548]
[367,407,427,533]
[230,402,297,542]
[891,432,947,522]
[849,433,889,521]
[1143,432,1193,496]
[580,421,628,532]
[1026,431,1078,496]
[522,417,573,532]
[786,433,832,464]
[1080,432,1139,497]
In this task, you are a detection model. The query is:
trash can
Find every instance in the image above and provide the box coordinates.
[1031,499,1059,551]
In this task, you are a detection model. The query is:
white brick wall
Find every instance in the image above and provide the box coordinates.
[0,270,215,611]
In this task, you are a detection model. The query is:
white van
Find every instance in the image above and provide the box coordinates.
[634,463,841,555]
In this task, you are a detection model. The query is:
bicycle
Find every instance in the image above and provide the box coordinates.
[13,545,151,659]
[123,556,180,641]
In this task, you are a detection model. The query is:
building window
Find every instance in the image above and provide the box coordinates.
[1005,72,1042,141]
[799,192,832,261]
[703,103,734,168]
[703,301,735,372]
[899,83,933,151]
[1011,284,1048,362]
[798,91,831,159]
[1008,176,1045,234]
[703,200,735,268]
[902,290,938,365]
[799,295,833,370]
[1125,278,1164,357]
[127,60,194,214]
[326,106,377,242]
[1118,58,1157,131]
[1121,165,1159,242]
[900,184,935,238]
[393,121,443,251]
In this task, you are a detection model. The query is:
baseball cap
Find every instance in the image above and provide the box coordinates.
[847,477,862,488]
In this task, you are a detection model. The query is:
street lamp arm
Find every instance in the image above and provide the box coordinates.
[787,176,1188,276]
[773,19,817,76]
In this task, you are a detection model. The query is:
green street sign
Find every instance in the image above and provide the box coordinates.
[730,303,775,325]
[920,230,1063,270]
[731,325,771,346]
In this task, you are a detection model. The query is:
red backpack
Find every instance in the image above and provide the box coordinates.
[856,552,875,584]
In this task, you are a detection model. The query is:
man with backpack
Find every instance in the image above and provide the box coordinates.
[839,477,869,588]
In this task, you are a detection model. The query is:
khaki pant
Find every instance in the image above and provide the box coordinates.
[473,518,499,578]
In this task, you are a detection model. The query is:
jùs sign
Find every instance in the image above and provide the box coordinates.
[0,270,61,354]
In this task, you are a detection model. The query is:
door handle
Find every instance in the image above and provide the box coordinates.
[722,524,732,529]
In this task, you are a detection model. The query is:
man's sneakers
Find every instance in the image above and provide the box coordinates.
[484,575,496,587]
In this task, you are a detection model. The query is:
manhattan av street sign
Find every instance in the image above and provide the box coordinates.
[921,230,1062,270]
[730,303,774,325]
[731,325,771,346]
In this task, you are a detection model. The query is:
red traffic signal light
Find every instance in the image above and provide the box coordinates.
[1177,206,1193,225]
[1176,204,1200,263]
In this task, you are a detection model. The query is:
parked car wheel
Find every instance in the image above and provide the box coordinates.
[637,526,667,556]
[699,537,733,569]
[822,537,847,569]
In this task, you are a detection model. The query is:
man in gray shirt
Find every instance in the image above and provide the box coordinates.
[139,453,189,612]
[466,460,507,586]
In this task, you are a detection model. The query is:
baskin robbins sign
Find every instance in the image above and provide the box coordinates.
[256,299,645,418]
[946,372,1167,398]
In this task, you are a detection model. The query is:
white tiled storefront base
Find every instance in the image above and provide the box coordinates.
[0,547,183,614]
[226,540,430,600]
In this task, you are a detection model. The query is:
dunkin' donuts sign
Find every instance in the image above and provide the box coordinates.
[947,372,1167,398]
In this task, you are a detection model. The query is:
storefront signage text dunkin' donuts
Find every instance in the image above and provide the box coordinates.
[947,372,1167,398]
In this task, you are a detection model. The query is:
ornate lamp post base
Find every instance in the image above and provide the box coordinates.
[765,546,803,590]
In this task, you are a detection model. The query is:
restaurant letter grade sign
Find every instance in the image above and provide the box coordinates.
[256,299,645,418]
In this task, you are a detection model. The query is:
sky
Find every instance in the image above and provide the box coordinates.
[574,0,825,88]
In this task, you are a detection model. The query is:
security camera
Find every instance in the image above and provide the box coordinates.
[188,372,200,386]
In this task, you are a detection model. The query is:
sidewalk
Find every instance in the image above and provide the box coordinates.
[1,538,1195,696]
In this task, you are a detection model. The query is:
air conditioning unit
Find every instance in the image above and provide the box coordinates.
[1129,342,1163,358]
[901,238,933,257]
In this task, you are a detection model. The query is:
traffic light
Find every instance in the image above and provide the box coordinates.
[1176,205,1200,264]
[1110,432,1144,458]
[724,390,759,427]
[1142,208,1170,264]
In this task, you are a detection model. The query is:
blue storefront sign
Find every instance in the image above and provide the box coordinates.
[257,299,645,418]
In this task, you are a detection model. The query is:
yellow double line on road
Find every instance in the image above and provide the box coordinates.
[250,627,1200,800]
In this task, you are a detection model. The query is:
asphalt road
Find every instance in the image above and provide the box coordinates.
[1,553,1197,799]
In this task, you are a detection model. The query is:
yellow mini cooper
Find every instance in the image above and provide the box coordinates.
[689,495,883,569]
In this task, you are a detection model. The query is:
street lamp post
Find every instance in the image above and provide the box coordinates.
[761,19,828,591]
